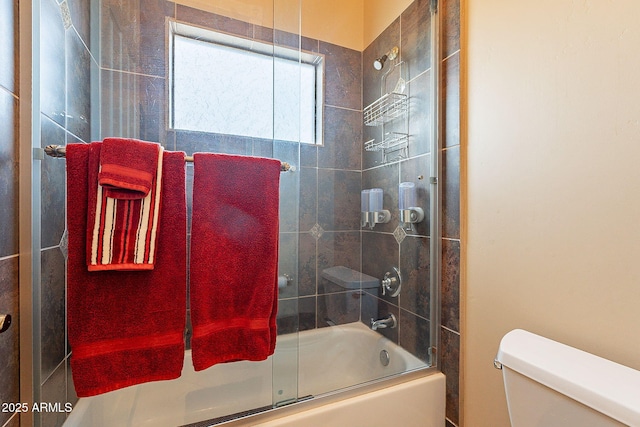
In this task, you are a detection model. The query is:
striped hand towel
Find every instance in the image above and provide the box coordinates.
[87,143,164,271]
[98,138,161,199]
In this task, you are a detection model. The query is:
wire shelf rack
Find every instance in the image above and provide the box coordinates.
[365,132,409,162]
[363,92,408,127]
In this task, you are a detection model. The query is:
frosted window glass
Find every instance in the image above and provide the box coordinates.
[172,35,320,144]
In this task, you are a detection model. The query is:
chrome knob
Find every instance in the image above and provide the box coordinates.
[0,314,11,333]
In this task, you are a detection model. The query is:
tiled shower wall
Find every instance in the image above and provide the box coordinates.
[361,0,434,368]
[0,2,20,426]
[361,0,461,425]
[38,0,94,425]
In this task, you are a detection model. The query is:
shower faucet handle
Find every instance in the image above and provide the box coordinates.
[0,314,11,334]
[381,266,402,297]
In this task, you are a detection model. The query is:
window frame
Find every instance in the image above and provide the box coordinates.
[168,20,324,145]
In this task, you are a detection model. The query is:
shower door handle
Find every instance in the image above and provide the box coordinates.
[0,314,11,333]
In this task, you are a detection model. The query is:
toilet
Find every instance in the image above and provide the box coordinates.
[495,329,640,427]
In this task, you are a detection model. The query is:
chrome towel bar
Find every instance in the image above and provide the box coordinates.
[44,145,293,172]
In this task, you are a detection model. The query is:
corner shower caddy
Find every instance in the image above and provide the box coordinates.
[364,59,409,163]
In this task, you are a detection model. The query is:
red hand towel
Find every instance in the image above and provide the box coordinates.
[66,142,187,397]
[88,143,163,271]
[190,153,280,372]
[98,137,161,199]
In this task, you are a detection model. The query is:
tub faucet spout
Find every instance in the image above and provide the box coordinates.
[370,313,397,331]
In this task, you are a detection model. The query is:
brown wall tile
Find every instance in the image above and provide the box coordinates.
[4,414,20,427]
[102,0,174,76]
[0,0,17,93]
[399,235,431,319]
[441,239,460,333]
[318,169,361,231]
[0,257,19,427]
[100,70,166,142]
[66,28,92,142]
[276,144,302,233]
[298,233,317,297]
[399,308,431,362]
[40,363,68,427]
[68,0,91,50]
[298,296,316,331]
[40,248,66,380]
[441,327,460,425]
[362,232,399,304]
[443,53,460,149]
[277,298,299,335]
[176,4,252,39]
[278,233,298,300]
[321,41,362,110]
[401,0,431,81]
[40,0,66,127]
[442,0,461,59]
[408,70,432,157]
[442,145,460,239]
[40,117,67,249]
[0,89,18,257]
[319,106,362,171]
[299,167,317,232]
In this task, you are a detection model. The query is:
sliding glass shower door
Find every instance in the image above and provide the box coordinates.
[31,0,440,425]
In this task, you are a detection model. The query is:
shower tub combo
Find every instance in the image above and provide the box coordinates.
[63,322,445,426]
[44,0,447,424]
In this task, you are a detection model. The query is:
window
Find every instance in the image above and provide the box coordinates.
[170,22,323,145]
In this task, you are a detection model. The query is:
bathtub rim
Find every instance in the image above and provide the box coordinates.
[216,365,442,426]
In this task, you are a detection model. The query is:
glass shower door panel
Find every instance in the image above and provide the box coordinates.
[271,0,302,408]
[291,0,435,400]
[97,0,302,422]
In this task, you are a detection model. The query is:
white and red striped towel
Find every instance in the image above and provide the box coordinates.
[87,144,164,271]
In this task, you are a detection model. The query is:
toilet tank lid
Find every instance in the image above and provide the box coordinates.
[321,266,379,289]
[496,329,640,426]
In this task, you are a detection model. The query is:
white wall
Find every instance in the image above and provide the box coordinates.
[464,1,640,425]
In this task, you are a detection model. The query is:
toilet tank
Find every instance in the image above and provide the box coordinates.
[495,329,640,427]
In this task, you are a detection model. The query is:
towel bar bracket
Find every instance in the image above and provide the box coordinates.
[44,145,65,158]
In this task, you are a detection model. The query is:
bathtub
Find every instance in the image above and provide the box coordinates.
[63,321,445,426]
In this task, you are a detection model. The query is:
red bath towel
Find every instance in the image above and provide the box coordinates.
[66,142,187,397]
[190,153,280,372]
[98,137,161,199]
